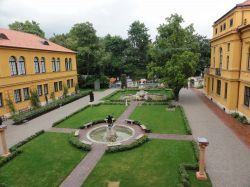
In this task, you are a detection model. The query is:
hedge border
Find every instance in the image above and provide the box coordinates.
[179,106,192,135]
[12,91,90,124]
[106,135,149,153]
[68,133,91,151]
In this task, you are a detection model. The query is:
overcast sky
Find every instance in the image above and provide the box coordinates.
[0,0,243,40]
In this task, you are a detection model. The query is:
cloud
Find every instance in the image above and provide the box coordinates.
[0,0,240,39]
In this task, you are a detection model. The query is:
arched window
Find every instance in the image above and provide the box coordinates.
[18,56,26,75]
[69,58,72,70]
[40,57,46,73]
[52,57,56,72]
[248,48,250,70]
[9,56,18,75]
[65,58,68,71]
[34,57,40,73]
[219,48,223,69]
[56,58,60,72]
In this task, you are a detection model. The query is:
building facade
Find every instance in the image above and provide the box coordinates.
[0,28,77,117]
[204,0,250,119]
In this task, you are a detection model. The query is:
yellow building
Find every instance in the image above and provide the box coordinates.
[204,0,250,119]
[0,28,77,117]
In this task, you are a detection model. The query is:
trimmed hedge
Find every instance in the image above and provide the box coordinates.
[133,121,151,133]
[12,91,90,124]
[68,133,91,151]
[9,130,45,152]
[142,102,169,105]
[231,112,249,125]
[106,135,149,153]
[0,149,22,168]
[179,106,192,135]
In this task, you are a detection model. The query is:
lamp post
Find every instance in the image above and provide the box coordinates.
[0,124,10,157]
[196,137,209,181]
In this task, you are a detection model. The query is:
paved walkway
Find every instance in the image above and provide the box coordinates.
[115,101,139,124]
[179,88,250,187]
[2,89,118,151]
[60,144,106,187]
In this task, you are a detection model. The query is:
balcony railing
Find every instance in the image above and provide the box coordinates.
[215,68,221,76]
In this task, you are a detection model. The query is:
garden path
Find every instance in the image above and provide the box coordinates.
[179,88,250,187]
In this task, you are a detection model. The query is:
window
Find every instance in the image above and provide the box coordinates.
[215,28,217,34]
[54,82,59,92]
[56,58,60,72]
[248,48,250,70]
[9,56,18,75]
[37,85,43,96]
[216,80,221,95]
[230,19,234,27]
[244,86,250,107]
[40,57,46,73]
[52,57,56,72]
[65,58,68,71]
[59,81,63,91]
[23,88,30,100]
[34,57,40,73]
[223,23,226,30]
[71,79,73,87]
[44,84,48,95]
[69,58,72,70]
[220,25,223,32]
[212,78,214,91]
[227,56,229,70]
[224,83,228,99]
[65,58,72,71]
[227,43,230,51]
[18,56,26,75]
[67,79,74,88]
[0,93,3,107]
[14,89,22,103]
[219,48,223,69]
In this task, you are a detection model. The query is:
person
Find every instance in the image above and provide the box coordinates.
[89,91,94,102]
[0,117,2,126]
[107,115,113,127]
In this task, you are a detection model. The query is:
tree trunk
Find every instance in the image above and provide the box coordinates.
[174,88,181,101]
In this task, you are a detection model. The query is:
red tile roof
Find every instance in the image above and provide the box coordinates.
[237,0,250,6]
[0,28,76,53]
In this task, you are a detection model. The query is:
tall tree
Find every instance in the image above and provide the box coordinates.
[125,21,151,78]
[9,20,45,38]
[148,14,200,100]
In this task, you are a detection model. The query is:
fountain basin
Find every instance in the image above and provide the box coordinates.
[87,125,134,144]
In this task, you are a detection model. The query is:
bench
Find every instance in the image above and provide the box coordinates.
[135,134,144,140]
[84,122,93,128]
[140,125,151,133]
[125,119,134,124]
[81,140,93,145]
[107,142,121,147]
[74,130,80,137]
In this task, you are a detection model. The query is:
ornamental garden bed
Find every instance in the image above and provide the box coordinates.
[129,105,192,135]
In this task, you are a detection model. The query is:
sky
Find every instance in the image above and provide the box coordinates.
[0,0,243,40]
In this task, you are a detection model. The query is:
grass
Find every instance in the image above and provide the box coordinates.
[0,132,86,187]
[104,89,174,101]
[130,105,188,134]
[57,104,127,129]
[188,171,212,187]
[83,139,208,187]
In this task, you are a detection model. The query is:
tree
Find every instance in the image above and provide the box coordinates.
[125,21,151,78]
[9,20,45,38]
[148,14,200,100]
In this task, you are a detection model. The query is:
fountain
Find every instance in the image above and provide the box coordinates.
[122,89,166,101]
[105,115,118,142]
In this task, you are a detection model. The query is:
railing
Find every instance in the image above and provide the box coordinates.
[215,68,221,76]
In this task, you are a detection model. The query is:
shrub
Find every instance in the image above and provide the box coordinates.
[5,97,16,114]
[179,106,192,135]
[30,90,41,109]
[106,135,149,153]
[68,133,91,151]
[9,130,45,152]
[231,112,249,125]
[50,92,56,101]
[63,85,69,97]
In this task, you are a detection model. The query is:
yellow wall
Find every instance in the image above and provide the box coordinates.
[0,47,77,116]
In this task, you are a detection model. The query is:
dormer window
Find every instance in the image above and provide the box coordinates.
[42,40,49,45]
[0,33,8,40]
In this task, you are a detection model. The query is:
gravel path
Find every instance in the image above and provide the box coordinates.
[179,88,250,187]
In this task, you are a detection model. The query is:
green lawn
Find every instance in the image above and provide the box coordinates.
[104,89,174,100]
[0,132,86,187]
[83,140,210,187]
[57,104,127,129]
[130,105,188,134]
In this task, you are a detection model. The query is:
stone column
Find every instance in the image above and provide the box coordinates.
[0,128,10,157]
[196,137,209,181]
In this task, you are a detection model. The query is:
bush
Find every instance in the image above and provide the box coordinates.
[9,130,44,152]
[68,133,91,151]
[12,91,90,124]
[231,112,249,125]
[179,106,192,135]
[106,135,149,153]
